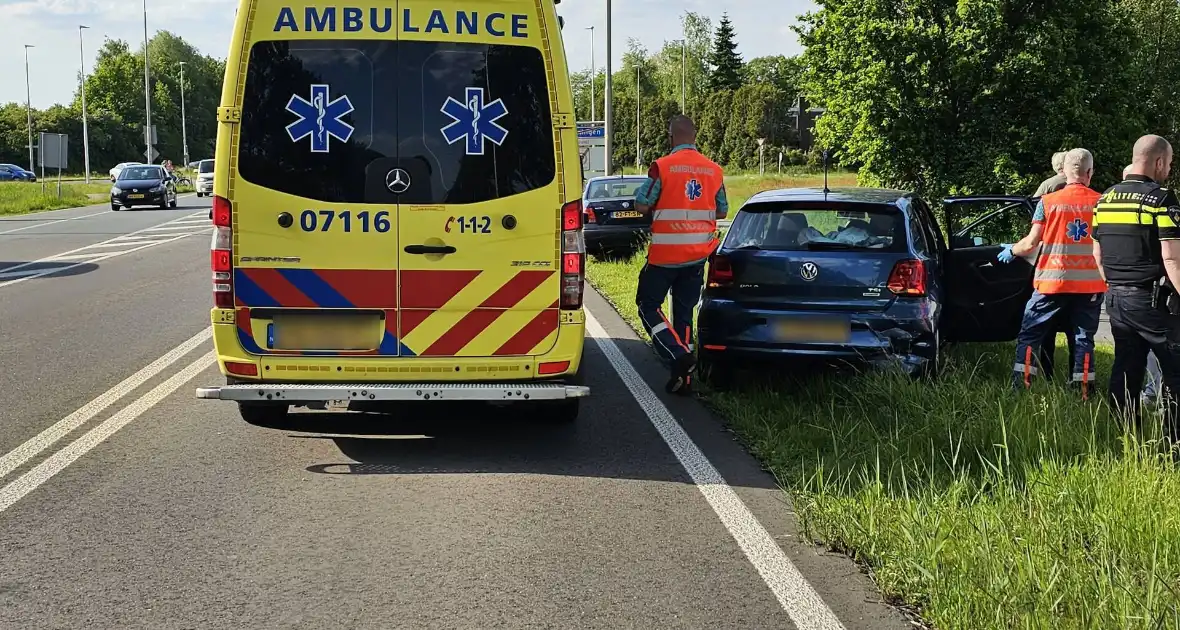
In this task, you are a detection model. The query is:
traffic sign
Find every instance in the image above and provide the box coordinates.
[144,146,159,162]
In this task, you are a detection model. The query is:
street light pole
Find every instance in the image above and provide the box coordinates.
[680,40,686,114]
[23,45,34,173]
[603,0,612,175]
[142,0,153,164]
[586,26,595,121]
[178,61,189,167]
[79,25,91,183]
[635,64,640,170]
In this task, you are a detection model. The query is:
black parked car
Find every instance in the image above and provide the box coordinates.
[582,175,651,255]
[111,165,178,211]
[697,187,1037,382]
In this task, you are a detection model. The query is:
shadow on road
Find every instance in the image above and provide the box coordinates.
[0,261,98,279]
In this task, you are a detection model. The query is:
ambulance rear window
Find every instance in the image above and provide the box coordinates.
[237,40,555,205]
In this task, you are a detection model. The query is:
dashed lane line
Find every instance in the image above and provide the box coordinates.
[0,211,110,236]
[0,212,209,289]
[584,308,847,630]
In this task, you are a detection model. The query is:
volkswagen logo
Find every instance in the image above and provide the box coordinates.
[385,168,411,194]
[800,262,819,281]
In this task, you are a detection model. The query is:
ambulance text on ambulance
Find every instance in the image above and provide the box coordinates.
[273,7,530,38]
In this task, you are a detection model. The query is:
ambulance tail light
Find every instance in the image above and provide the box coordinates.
[211,195,234,308]
[561,198,585,310]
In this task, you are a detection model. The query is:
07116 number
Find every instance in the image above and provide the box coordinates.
[299,210,391,233]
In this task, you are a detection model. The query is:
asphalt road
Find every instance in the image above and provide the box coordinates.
[0,198,916,629]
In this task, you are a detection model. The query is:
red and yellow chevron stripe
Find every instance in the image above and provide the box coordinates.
[232,268,561,357]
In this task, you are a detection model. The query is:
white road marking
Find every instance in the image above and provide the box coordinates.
[0,211,109,236]
[0,350,216,514]
[0,213,208,289]
[584,309,846,630]
[0,328,212,482]
[141,224,209,233]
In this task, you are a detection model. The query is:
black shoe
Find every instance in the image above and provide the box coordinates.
[665,354,697,395]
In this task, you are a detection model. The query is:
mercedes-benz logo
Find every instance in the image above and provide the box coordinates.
[800,262,819,281]
[385,168,411,194]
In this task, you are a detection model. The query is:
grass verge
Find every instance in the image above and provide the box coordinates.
[587,251,1180,629]
[0,181,112,216]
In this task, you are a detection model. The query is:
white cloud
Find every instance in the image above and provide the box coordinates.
[0,0,816,108]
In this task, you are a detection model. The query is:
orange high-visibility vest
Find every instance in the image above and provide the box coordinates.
[1034,183,1106,294]
[647,149,724,266]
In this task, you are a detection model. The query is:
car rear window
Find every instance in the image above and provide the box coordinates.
[586,179,645,199]
[237,40,555,205]
[725,202,908,252]
[198,160,214,173]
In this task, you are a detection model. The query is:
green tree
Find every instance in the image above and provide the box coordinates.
[707,13,743,92]
[797,0,1144,230]
[697,89,734,159]
[743,55,802,96]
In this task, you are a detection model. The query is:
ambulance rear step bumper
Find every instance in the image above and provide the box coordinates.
[196,383,590,402]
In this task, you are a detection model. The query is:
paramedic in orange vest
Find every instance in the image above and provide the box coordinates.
[1000,147,1106,394]
[634,115,729,394]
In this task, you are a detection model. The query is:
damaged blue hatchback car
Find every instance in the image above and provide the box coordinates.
[696,187,1038,381]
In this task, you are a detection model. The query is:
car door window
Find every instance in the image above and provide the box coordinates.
[950,201,1031,249]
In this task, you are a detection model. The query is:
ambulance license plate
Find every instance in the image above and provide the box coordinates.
[127,194,145,199]
[614,211,642,218]
[773,317,851,343]
[272,312,382,351]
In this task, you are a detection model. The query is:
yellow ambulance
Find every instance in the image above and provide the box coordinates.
[195,0,588,425]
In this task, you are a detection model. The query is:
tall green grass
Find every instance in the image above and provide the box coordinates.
[0,181,111,216]
[587,251,1180,629]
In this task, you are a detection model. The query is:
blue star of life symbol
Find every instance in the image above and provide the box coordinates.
[1067,218,1089,242]
[440,87,509,155]
[685,179,703,202]
[285,84,354,153]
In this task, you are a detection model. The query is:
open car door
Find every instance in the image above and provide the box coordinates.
[940,196,1037,342]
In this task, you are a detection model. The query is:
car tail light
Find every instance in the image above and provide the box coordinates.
[706,254,734,288]
[584,207,598,224]
[560,198,585,310]
[211,195,234,308]
[887,259,926,296]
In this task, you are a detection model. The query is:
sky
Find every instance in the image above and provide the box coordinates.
[0,0,816,109]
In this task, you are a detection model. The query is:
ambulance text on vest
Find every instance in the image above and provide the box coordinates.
[273,7,530,38]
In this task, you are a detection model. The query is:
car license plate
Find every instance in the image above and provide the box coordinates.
[127,194,144,199]
[614,210,642,218]
[271,312,382,351]
[773,317,851,343]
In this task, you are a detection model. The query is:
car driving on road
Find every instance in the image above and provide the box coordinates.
[111,165,178,211]
[697,187,1036,383]
[195,159,214,197]
[582,175,651,256]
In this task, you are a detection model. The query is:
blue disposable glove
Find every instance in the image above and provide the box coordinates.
[997,244,1016,263]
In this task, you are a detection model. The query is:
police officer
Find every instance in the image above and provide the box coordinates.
[1005,148,1106,396]
[633,115,729,394]
[1093,135,1180,439]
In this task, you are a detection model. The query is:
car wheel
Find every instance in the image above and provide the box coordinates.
[699,354,735,390]
[237,402,291,429]
[196,192,203,197]
[110,203,120,211]
[916,330,941,380]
